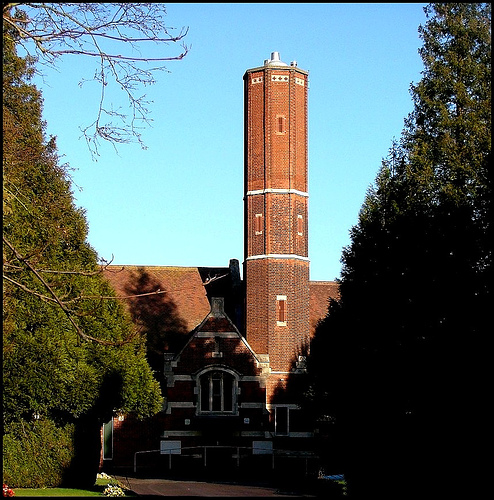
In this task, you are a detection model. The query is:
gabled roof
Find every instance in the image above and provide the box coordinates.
[195,296,242,335]
[178,297,261,362]
[170,297,265,378]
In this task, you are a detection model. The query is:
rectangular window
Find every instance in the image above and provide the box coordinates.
[201,375,210,411]
[278,116,284,133]
[276,295,287,325]
[212,375,222,411]
[103,419,113,460]
[275,115,286,134]
[297,214,304,236]
[223,375,233,412]
[255,213,263,235]
[275,406,289,436]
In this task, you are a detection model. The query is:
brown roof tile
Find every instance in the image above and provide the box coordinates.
[102,265,211,332]
[309,281,340,333]
[102,266,339,339]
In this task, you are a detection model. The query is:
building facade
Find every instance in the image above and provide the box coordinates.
[99,53,339,476]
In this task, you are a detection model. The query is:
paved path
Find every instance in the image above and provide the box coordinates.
[114,476,315,497]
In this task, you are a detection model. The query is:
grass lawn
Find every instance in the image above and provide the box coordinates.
[14,477,135,497]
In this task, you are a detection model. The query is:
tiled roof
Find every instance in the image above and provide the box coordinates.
[309,281,340,333]
[102,265,212,332]
[102,265,340,337]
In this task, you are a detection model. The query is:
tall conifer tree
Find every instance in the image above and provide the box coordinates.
[3,18,163,488]
[307,4,490,498]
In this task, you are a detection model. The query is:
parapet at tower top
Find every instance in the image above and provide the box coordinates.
[244,51,307,75]
[264,51,298,67]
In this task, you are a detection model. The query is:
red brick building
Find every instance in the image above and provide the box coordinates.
[99,53,339,475]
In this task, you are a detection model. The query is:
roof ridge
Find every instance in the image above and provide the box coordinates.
[310,280,339,285]
[106,265,202,271]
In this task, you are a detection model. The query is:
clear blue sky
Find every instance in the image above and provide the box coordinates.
[34,3,427,281]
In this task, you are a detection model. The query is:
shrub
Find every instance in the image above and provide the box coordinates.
[103,484,125,497]
[2,420,74,488]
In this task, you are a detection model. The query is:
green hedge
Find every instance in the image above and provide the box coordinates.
[3,419,75,488]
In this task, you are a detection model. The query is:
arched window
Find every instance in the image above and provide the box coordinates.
[199,370,237,414]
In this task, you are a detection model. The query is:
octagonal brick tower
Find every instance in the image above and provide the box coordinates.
[243,52,310,399]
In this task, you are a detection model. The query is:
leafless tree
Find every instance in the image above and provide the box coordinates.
[3,4,205,347]
[3,3,189,157]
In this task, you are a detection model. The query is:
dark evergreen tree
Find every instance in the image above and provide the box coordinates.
[306,4,491,498]
[3,18,163,488]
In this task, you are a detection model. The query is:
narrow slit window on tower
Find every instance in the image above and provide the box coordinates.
[275,115,286,134]
[255,213,263,235]
[276,295,287,326]
[297,214,304,236]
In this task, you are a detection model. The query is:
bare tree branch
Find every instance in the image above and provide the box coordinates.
[3,273,60,305]
[64,272,230,303]
[3,3,189,158]
[3,233,228,342]
[4,263,228,304]
[3,236,135,346]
